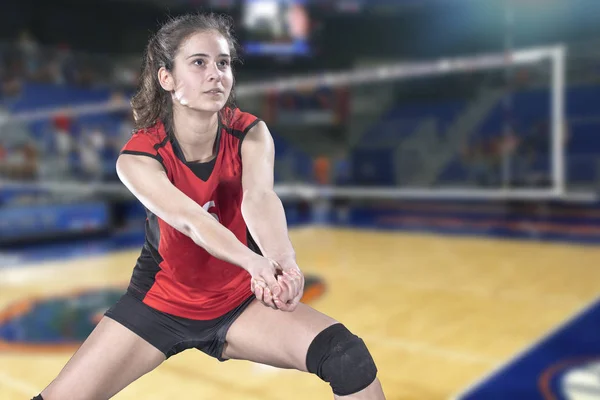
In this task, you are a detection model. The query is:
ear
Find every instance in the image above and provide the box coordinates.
[158,67,174,91]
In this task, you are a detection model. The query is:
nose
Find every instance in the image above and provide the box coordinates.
[207,62,223,82]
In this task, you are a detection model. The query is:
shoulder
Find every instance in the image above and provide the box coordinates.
[120,121,170,173]
[221,107,262,137]
[121,120,169,155]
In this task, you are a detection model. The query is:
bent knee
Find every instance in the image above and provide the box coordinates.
[305,323,378,396]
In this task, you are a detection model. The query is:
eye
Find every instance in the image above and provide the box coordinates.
[218,59,230,67]
[193,59,205,66]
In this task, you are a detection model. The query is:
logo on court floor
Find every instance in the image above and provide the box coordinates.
[0,276,326,351]
[457,299,600,400]
[539,358,600,400]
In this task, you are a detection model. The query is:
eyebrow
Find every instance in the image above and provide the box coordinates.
[186,53,231,59]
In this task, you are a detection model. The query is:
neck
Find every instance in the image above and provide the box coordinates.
[171,107,220,162]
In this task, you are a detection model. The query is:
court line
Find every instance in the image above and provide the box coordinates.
[449,295,600,400]
[0,368,39,396]
[362,334,499,366]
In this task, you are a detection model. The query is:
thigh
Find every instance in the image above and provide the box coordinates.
[41,317,166,400]
[222,299,337,371]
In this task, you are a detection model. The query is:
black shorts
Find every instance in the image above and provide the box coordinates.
[104,290,255,360]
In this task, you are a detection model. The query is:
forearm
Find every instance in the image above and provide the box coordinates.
[241,189,295,262]
[183,213,261,271]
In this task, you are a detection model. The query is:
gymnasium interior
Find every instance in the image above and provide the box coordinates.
[1,0,600,399]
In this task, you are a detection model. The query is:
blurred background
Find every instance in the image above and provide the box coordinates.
[2,0,600,399]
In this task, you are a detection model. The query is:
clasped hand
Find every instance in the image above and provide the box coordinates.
[247,256,304,312]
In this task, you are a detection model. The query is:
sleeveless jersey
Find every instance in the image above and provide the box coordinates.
[120,108,261,320]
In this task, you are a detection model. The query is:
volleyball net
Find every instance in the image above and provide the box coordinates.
[2,44,595,205]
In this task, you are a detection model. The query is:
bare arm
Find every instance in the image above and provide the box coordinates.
[116,154,263,271]
[240,122,295,261]
[240,121,304,310]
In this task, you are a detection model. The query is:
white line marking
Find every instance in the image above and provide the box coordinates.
[363,334,499,366]
[0,368,39,396]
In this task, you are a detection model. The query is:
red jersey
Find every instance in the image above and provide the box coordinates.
[120,108,261,320]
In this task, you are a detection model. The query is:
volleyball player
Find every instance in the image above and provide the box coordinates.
[35,13,385,400]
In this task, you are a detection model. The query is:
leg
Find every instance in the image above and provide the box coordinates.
[40,317,165,400]
[222,300,385,399]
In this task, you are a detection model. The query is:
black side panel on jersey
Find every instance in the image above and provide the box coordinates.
[128,210,163,300]
[246,229,263,256]
[146,210,161,250]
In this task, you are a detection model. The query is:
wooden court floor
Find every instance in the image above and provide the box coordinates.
[1,226,599,400]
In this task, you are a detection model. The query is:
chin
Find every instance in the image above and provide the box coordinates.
[193,101,226,113]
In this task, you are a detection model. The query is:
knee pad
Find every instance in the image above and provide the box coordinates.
[306,323,378,396]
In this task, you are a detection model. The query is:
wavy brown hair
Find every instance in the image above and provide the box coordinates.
[131,13,239,133]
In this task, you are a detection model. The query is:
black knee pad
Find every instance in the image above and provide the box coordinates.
[306,323,378,396]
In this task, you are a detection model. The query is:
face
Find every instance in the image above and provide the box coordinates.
[159,31,233,113]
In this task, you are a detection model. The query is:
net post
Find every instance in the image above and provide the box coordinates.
[551,45,567,197]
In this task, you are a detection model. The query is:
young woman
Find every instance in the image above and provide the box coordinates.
[35,13,385,400]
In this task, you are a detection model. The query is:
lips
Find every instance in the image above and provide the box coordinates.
[204,89,224,94]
